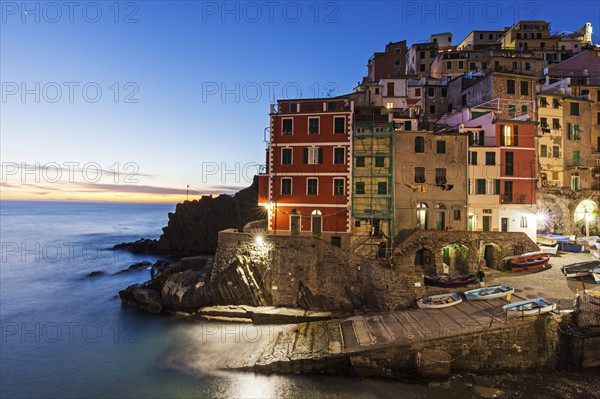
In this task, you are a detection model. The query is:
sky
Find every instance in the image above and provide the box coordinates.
[1,0,599,203]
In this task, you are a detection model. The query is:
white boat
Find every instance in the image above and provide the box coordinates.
[538,245,558,256]
[464,284,514,301]
[502,298,557,317]
[417,292,462,309]
[592,268,600,284]
[591,249,600,260]
[595,243,600,251]
[576,236,599,247]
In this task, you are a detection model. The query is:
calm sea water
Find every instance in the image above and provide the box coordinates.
[0,200,474,398]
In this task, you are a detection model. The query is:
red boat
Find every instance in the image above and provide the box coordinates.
[507,253,550,271]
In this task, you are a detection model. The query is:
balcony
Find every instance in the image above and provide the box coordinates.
[500,193,532,204]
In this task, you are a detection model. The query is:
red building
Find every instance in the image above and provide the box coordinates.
[367,40,407,81]
[258,97,354,248]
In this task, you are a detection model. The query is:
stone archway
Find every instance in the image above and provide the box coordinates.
[442,243,470,275]
[537,194,572,233]
[414,248,436,275]
[574,199,599,236]
[481,243,502,270]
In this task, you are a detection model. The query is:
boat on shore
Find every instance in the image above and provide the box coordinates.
[537,235,557,246]
[502,298,557,317]
[592,268,600,284]
[464,284,514,300]
[561,260,600,278]
[591,249,600,260]
[561,242,584,253]
[584,289,600,298]
[423,274,477,288]
[538,245,558,256]
[506,253,550,271]
[417,292,462,309]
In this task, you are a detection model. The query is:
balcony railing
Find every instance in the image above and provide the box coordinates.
[500,193,531,204]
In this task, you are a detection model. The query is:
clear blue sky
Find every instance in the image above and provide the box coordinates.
[1,0,598,201]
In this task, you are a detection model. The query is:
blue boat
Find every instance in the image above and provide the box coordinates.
[464,284,514,301]
[502,298,556,317]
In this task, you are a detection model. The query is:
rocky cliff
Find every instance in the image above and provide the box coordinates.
[156,176,263,255]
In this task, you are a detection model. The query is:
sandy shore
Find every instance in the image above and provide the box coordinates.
[483,251,599,307]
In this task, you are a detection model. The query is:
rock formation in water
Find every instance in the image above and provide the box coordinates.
[112,176,264,256]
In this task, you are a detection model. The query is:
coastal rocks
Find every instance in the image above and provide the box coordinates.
[112,239,159,254]
[131,287,163,314]
[86,270,106,278]
[154,176,264,255]
[114,260,152,274]
[416,349,452,379]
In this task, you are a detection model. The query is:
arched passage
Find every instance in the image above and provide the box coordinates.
[482,243,502,269]
[442,243,470,275]
[415,248,436,275]
[574,199,598,236]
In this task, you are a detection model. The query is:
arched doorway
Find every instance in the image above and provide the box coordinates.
[442,243,470,274]
[416,202,427,229]
[311,210,322,236]
[482,243,501,269]
[574,199,598,236]
[435,203,446,230]
[415,248,436,275]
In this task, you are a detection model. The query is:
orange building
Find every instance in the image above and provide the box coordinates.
[258,97,354,248]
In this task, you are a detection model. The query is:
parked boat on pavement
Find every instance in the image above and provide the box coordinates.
[423,274,477,288]
[464,284,514,301]
[506,252,550,271]
[417,292,463,309]
[502,298,557,317]
[561,260,600,278]
[591,268,600,284]
[538,245,558,256]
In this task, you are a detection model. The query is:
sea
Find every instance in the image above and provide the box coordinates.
[0,200,596,399]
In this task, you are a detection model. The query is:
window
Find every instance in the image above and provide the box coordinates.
[570,102,579,116]
[289,103,298,113]
[334,147,345,164]
[420,51,425,58]
[355,181,365,194]
[469,151,478,165]
[377,182,387,195]
[505,152,514,176]
[441,88,447,97]
[282,148,292,164]
[540,145,547,157]
[428,87,434,97]
[573,150,580,166]
[520,81,529,95]
[419,64,425,71]
[504,181,513,202]
[446,61,452,70]
[334,117,345,134]
[453,209,461,221]
[375,156,385,167]
[507,79,515,94]
[540,117,548,128]
[386,102,394,109]
[597,137,600,152]
[304,147,323,164]
[552,98,560,109]
[436,140,446,154]
[307,178,318,195]
[571,173,579,190]
[520,217,528,228]
[435,168,447,185]
[552,118,561,129]
[508,105,516,117]
[281,178,292,195]
[356,156,365,167]
[469,62,476,70]
[404,121,412,130]
[415,136,425,153]
[430,50,436,57]
[333,179,345,196]
[485,152,496,165]
[415,88,421,96]
[552,146,560,158]
[540,97,548,107]
[414,167,426,183]
[308,117,319,134]
[476,179,486,194]
[494,179,501,195]
[429,105,436,114]
[500,125,518,146]
[282,118,293,135]
[521,105,528,114]
[327,101,338,111]
[597,112,600,125]
[567,123,580,140]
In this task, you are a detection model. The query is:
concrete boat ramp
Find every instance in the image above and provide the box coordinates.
[173,292,561,377]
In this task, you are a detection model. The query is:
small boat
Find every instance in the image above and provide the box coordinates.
[560,242,584,253]
[561,260,600,278]
[592,268,600,284]
[537,235,557,246]
[423,274,477,288]
[507,253,550,271]
[591,249,600,260]
[464,284,514,301]
[595,243,600,251]
[417,293,462,309]
[502,298,557,317]
[584,289,600,298]
[538,245,558,256]
[576,236,599,247]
